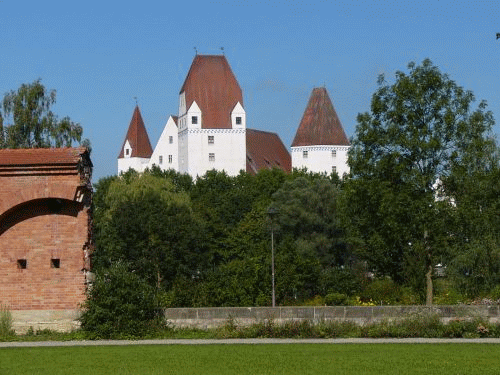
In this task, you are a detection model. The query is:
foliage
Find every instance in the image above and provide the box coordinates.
[360,278,402,305]
[93,172,205,289]
[0,79,88,148]
[0,304,14,338]
[344,58,497,302]
[79,261,163,338]
[324,292,348,306]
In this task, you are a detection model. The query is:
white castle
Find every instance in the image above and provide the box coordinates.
[118,55,349,178]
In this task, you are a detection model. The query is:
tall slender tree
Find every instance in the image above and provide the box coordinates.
[345,59,496,304]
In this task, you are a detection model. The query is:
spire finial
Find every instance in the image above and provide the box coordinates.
[221,46,224,55]
[133,97,138,106]
[194,47,198,55]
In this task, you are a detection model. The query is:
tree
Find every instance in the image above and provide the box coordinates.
[345,59,496,304]
[0,79,88,148]
[93,172,205,290]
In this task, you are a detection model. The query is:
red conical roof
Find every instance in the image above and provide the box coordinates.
[180,55,243,129]
[118,106,153,158]
[291,87,349,147]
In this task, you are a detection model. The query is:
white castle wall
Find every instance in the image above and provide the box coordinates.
[291,145,350,177]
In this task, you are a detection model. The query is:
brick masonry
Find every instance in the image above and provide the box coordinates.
[0,148,92,311]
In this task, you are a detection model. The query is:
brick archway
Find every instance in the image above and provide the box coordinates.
[0,148,92,310]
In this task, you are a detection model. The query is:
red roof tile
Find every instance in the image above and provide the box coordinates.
[291,87,349,147]
[180,55,243,129]
[118,106,153,158]
[246,129,291,174]
[0,147,88,166]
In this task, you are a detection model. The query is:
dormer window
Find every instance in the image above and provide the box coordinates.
[236,116,242,125]
[192,116,198,124]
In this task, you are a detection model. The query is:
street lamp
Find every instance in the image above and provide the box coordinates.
[267,207,278,308]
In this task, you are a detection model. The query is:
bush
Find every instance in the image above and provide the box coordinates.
[324,292,348,306]
[79,262,164,338]
[361,278,400,305]
[0,304,14,338]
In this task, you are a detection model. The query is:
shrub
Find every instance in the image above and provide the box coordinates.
[361,278,400,305]
[0,304,14,338]
[79,261,164,338]
[324,292,348,306]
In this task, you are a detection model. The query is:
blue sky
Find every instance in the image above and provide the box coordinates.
[1,0,499,181]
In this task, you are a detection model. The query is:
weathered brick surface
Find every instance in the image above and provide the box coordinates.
[0,148,92,311]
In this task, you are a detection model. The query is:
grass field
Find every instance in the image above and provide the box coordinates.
[1,343,500,374]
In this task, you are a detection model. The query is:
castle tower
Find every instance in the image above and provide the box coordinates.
[291,87,350,176]
[117,106,153,174]
[177,55,246,177]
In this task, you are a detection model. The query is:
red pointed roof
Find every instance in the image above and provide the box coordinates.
[180,55,243,129]
[246,129,291,174]
[291,87,349,147]
[118,106,153,158]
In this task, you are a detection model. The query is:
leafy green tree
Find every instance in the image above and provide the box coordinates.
[446,164,500,297]
[1,79,88,148]
[345,59,496,304]
[272,176,347,268]
[93,172,205,290]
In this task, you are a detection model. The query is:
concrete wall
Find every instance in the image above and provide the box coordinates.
[10,305,500,333]
[164,305,500,329]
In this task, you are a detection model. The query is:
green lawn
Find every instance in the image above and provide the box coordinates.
[1,343,499,374]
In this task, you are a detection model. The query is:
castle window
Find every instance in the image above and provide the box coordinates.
[208,135,214,144]
[303,150,308,158]
[159,156,163,164]
[209,153,215,162]
[51,258,60,269]
[17,259,27,269]
[236,116,242,125]
[331,150,337,157]
[192,116,198,124]
[169,136,173,144]
[168,155,172,163]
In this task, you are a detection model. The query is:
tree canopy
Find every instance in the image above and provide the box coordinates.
[0,79,88,148]
[344,58,497,304]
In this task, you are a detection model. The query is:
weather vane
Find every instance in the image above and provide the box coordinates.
[133,97,138,106]
[497,33,500,40]
[194,47,198,55]
[221,47,224,55]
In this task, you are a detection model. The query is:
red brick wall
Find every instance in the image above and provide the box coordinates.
[0,154,92,311]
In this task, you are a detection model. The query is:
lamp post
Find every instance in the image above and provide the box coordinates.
[267,207,278,308]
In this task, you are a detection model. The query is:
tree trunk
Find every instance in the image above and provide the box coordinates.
[426,263,433,305]
[424,229,433,305]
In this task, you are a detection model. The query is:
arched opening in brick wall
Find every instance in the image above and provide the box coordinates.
[0,198,89,310]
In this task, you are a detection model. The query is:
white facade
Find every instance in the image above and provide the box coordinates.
[148,116,179,171]
[178,101,246,177]
[291,145,350,177]
[118,140,151,174]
